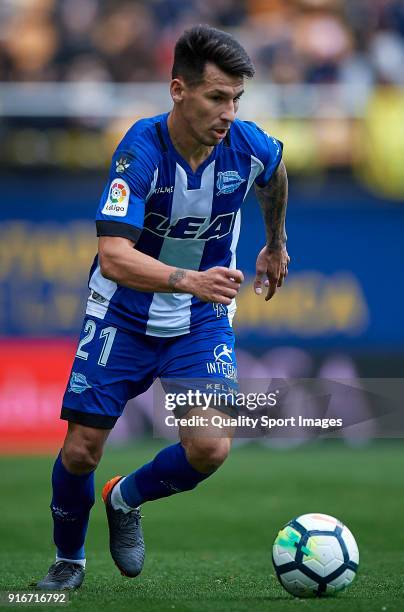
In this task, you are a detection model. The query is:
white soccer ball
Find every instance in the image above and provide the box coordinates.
[272,513,359,598]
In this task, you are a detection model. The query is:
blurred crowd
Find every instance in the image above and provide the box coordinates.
[0,0,404,85]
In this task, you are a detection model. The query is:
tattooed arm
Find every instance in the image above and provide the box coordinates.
[254,160,290,301]
[98,236,244,305]
[255,160,288,249]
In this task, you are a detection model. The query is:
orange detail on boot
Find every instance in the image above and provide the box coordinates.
[102,476,122,503]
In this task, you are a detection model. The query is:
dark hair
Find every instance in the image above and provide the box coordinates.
[172,25,255,85]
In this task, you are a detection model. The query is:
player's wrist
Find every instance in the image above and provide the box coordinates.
[167,268,197,294]
[178,269,199,294]
[265,240,287,252]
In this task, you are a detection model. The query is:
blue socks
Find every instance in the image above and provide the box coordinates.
[119,443,213,508]
[51,452,95,561]
[51,443,212,559]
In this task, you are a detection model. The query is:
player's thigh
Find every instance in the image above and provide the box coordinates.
[160,324,238,391]
[161,325,238,441]
[61,316,158,430]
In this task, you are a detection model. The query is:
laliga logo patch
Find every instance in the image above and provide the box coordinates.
[68,372,92,394]
[102,179,130,216]
[110,181,127,204]
[216,170,245,196]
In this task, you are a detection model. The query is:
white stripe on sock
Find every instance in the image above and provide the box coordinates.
[110,478,138,513]
[56,556,86,568]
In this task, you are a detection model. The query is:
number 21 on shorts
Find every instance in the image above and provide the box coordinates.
[76,319,117,367]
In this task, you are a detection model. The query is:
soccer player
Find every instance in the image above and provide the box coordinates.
[37,25,289,590]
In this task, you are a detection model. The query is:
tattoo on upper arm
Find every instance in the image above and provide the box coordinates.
[168,268,186,290]
[254,161,288,249]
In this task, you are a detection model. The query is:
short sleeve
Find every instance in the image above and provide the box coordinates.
[96,146,158,243]
[240,122,283,188]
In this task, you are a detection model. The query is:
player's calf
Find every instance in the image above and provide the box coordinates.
[102,439,228,577]
[36,424,110,590]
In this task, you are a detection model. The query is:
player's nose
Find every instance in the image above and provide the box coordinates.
[220,101,237,124]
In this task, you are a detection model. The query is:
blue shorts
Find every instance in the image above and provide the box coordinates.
[61,316,238,429]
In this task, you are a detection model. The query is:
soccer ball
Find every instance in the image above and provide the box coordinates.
[272,513,359,598]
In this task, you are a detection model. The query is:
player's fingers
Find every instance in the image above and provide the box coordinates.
[277,266,287,287]
[265,275,278,301]
[222,277,242,291]
[214,296,232,306]
[226,268,244,284]
[254,280,262,294]
[254,270,266,295]
[265,285,277,301]
[220,287,238,299]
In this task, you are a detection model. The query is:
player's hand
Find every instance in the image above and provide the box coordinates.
[254,245,290,301]
[192,267,244,305]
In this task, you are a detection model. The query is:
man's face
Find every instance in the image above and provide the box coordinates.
[171,62,245,146]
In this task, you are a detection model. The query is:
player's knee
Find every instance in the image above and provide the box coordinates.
[62,440,102,474]
[183,437,231,473]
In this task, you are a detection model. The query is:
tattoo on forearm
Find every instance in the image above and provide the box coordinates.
[254,160,288,249]
[168,268,186,289]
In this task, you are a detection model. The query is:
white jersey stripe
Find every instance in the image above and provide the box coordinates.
[227,209,241,325]
[146,161,216,336]
[244,155,264,200]
[146,168,159,201]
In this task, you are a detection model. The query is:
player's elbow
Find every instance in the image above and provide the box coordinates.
[98,236,135,283]
[99,251,119,282]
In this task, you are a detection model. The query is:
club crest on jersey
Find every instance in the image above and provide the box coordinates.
[102,179,130,217]
[216,171,245,196]
[68,372,92,394]
[115,157,130,173]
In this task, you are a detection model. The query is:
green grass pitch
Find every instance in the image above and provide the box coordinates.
[1,441,403,612]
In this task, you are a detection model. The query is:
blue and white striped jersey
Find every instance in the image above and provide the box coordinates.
[87,112,282,337]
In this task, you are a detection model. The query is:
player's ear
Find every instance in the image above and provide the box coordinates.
[170,78,185,103]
